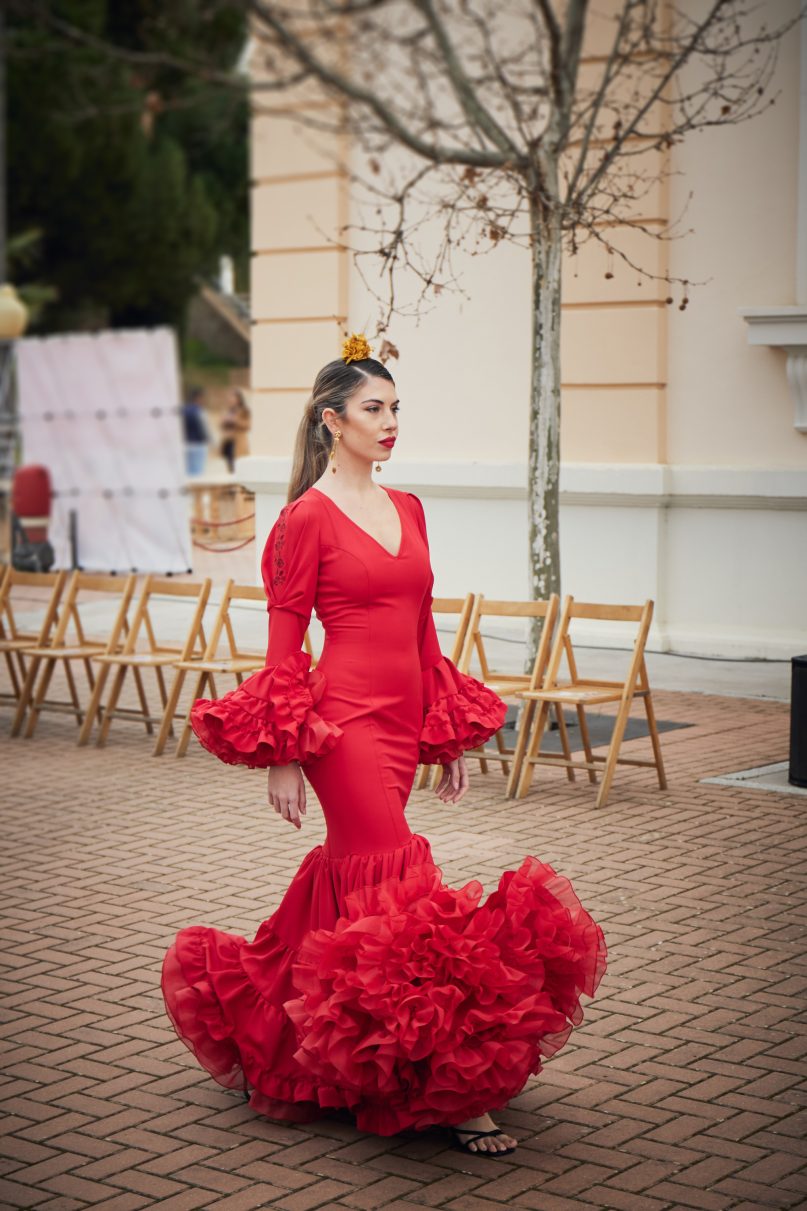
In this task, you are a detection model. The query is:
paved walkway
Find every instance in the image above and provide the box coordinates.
[1,683,805,1211]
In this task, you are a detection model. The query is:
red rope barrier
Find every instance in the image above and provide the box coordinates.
[190,512,256,528]
[192,537,256,553]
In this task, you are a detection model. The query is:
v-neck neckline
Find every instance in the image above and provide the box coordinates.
[310,485,405,559]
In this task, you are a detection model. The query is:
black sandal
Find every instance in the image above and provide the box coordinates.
[449,1125,517,1156]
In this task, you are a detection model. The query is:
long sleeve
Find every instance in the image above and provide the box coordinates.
[190,498,343,768]
[407,493,507,766]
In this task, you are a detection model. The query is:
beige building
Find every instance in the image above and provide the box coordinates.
[241,1,807,660]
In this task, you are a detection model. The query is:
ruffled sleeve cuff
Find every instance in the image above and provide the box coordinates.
[419,656,507,766]
[190,650,343,768]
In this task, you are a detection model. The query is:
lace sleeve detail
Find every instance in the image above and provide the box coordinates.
[270,506,289,590]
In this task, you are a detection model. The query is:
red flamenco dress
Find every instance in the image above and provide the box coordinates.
[161,486,607,1135]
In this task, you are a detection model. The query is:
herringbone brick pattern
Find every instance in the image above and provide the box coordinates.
[1,682,805,1211]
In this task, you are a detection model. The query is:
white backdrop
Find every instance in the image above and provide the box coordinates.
[17,328,192,573]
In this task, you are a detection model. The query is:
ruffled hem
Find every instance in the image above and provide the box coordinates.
[419,657,507,765]
[161,834,435,1123]
[162,836,606,1137]
[190,650,343,768]
[285,855,606,1134]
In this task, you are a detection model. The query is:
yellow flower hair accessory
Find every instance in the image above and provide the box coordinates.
[342,333,372,364]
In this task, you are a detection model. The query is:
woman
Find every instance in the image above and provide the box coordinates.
[219,388,251,474]
[162,335,607,1157]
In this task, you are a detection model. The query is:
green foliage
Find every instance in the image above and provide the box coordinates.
[8,0,248,333]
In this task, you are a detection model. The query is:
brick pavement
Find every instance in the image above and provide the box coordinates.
[1,684,805,1211]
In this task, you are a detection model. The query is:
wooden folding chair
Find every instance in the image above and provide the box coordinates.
[12,571,138,738]
[510,596,667,808]
[455,594,570,785]
[80,575,211,747]
[162,579,317,757]
[0,567,67,712]
[414,593,476,790]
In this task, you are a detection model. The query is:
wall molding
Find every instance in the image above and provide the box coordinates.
[237,457,807,510]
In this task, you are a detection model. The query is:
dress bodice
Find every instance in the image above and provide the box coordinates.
[264,487,432,656]
[190,485,506,770]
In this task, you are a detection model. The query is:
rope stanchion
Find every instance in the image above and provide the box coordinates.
[192,536,255,553]
[189,512,255,528]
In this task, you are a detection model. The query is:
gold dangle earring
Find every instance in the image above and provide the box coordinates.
[329,430,341,473]
[375,460,382,472]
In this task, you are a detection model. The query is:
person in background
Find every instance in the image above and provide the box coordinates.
[219,388,252,474]
[182,386,210,477]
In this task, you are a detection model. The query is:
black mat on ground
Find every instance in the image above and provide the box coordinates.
[501,707,691,752]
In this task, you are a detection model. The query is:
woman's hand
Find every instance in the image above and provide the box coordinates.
[268,762,306,829]
[435,754,469,804]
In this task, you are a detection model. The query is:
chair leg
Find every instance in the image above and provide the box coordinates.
[492,724,510,779]
[175,670,208,757]
[153,668,168,712]
[97,666,127,747]
[10,656,41,736]
[153,667,186,756]
[595,697,634,809]
[82,657,97,709]
[515,701,550,798]
[131,666,154,735]
[554,707,576,783]
[575,704,598,784]
[78,663,111,746]
[3,649,21,699]
[24,658,56,739]
[506,699,535,798]
[643,691,668,790]
[12,650,28,697]
[63,660,83,728]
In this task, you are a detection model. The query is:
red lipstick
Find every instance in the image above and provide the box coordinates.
[378,438,396,447]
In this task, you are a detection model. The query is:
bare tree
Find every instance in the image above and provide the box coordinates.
[13,0,799,635]
[247,0,798,635]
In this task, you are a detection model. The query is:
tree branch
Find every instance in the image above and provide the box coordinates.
[559,0,589,118]
[564,0,641,203]
[412,0,523,160]
[7,1,248,87]
[247,0,514,168]
[576,0,734,208]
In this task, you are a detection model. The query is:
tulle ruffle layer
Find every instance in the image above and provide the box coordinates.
[189,650,343,768]
[162,836,606,1136]
[419,657,507,766]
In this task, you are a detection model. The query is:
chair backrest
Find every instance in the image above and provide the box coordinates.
[122,576,212,660]
[0,567,67,644]
[547,596,655,692]
[200,580,267,661]
[459,594,559,687]
[431,594,476,665]
[48,571,138,653]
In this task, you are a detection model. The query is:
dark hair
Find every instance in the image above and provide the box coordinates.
[187,385,204,404]
[287,357,394,502]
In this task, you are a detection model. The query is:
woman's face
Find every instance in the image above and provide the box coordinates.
[327,376,399,466]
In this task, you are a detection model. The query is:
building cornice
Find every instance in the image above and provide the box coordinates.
[739,306,807,434]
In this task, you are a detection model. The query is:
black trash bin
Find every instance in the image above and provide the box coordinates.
[790,655,807,788]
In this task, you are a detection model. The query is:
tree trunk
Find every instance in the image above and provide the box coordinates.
[525,197,563,670]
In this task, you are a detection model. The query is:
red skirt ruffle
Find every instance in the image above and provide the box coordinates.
[161,834,606,1136]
